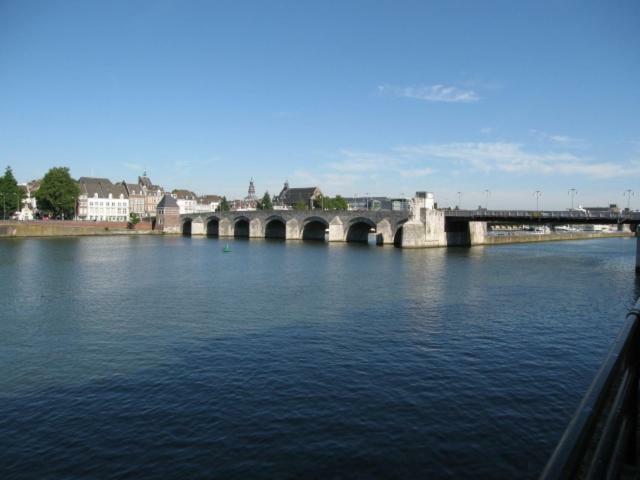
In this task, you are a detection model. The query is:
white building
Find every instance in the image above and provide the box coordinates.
[172,189,198,214]
[77,177,129,221]
[194,195,221,213]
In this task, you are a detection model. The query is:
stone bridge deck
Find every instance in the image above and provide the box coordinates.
[181,210,410,244]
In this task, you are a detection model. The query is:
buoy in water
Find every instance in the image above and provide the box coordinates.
[223,243,231,253]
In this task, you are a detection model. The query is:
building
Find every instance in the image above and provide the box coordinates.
[584,204,621,215]
[77,177,129,221]
[274,180,322,209]
[172,189,198,214]
[122,182,145,218]
[230,179,260,211]
[121,173,164,218]
[155,193,180,232]
[414,191,436,210]
[195,195,222,213]
[390,198,410,211]
[344,196,393,211]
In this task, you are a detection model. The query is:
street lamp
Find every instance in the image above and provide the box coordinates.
[533,190,542,211]
[623,189,634,211]
[483,189,490,210]
[457,191,462,210]
[568,188,578,210]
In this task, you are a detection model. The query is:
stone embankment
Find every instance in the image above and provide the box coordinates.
[481,230,633,245]
[0,220,156,238]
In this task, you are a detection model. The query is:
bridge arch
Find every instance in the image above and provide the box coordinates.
[206,215,220,237]
[233,216,250,238]
[182,217,193,236]
[346,217,376,243]
[302,216,329,241]
[265,215,286,239]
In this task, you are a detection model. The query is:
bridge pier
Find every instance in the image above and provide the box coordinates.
[469,221,488,245]
[219,218,233,237]
[328,217,344,242]
[376,219,394,245]
[250,218,264,238]
[286,219,300,240]
[191,218,206,236]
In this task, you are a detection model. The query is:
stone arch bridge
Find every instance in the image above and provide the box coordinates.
[180,210,410,244]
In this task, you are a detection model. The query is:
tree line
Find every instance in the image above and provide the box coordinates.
[2,165,350,219]
[0,166,79,219]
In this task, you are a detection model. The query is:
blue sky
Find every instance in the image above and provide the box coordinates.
[1,0,639,209]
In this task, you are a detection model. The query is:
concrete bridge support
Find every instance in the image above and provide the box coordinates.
[250,218,264,238]
[469,221,488,246]
[191,218,206,236]
[286,219,300,240]
[219,218,233,237]
[328,217,344,242]
[376,219,394,245]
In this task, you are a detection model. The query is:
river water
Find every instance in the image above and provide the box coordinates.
[0,236,638,479]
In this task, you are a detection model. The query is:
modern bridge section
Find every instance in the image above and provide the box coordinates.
[178,210,411,245]
[445,209,640,225]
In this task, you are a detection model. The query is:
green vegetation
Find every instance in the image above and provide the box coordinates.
[258,191,273,210]
[313,194,348,210]
[128,212,140,229]
[35,167,80,219]
[219,196,230,212]
[293,199,308,210]
[0,166,25,219]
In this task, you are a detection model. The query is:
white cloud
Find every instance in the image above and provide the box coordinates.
[395,142,640,178]
[378,84,479,103]
[327,149,399,173]
[529,129,585,146]
[399,167,434,177]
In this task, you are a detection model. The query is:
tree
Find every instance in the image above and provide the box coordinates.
[219,196,230,212]
[293,199,307,210]
[128,212,140,229]
[259,191,272,210]
[35,167,80,219]
[0,166,25,219]
[333,195,349,211]
[313,195,348,211]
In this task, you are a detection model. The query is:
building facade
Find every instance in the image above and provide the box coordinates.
[194,195,221,213]
[78,177,129,221]
[172,189,198,214]
[274,181,322,209]
[155,193,181,232]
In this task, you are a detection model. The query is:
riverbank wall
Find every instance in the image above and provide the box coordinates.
[478,230,633,245]
[0,221,158,238]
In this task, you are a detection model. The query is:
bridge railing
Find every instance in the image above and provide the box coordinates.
[443,210,630,221]
[540,299,640,479]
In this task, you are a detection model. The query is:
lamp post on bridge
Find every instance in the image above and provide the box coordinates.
[457,191,462,210]
[568,188,578,210]
[624,189,634,212]
[533,190,542,212]
[483,189,490,210]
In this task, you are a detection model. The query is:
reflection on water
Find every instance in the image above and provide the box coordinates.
[0,236,637,479]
